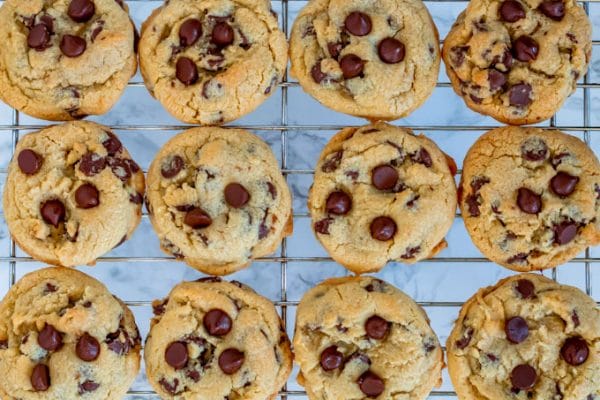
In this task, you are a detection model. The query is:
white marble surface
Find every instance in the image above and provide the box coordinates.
[0,0,599,398]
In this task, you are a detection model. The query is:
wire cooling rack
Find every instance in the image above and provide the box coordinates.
[0,0,599,398]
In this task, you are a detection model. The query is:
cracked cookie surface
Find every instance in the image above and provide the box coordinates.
[146,126,292,275]
[442,0,591,125]
[3,121,145,267]
[308,122,457,274]
[0,0,137,121]
[447,274,600,400]
[293,276,443,400]
[0,267,141,399]
[459,127,600,271]
[145,278,292,400]
[139,0,288,125]
[289,0,440,121]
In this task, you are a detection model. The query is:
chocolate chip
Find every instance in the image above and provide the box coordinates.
[165,341,188,369]
[91,25,103,42]
[345,170,359,181]
[107,158,131,182]
[326,191,352,215]
[38,324,62,351]
[60,35,87,57]
[553,221,578,245]
[267,182,277,199]
[339,54,364,79]
[509,83,532,106]
[507,253,528,264]
[513,36,538,62]
[212,22,234,46]
[18,149,43,174]
[321,151,343,172]
[550,172,578,197]
[561,337,588,366]
[401,246,421,259]
[159,378,179,394]
[219,348,244,374]
[102,132,122,155]
[79,152,106,176]
[106,328,134,355]
[320,346,343,371]
[515,279,535,299]
[572,311,580,327]
[511,364,537,390]
[45,283,57,293]
[176,57,198,85]
[345,12,372,36]
[184,208,212,229]
[505,317,529,344]
[41,200,65,227]
[311,62,327,83]
[357,370,384,398]
[78,380,99,394]
[499,0,526,22]
[372,165,398,190]
[466,194,482,217]
[456,327,474,349]
[31,364,50,391]
[451,46,469,67]
[68,0,95,23]
[378,38,405,64]
[517,188,541,214]
[75,183,99,209]
[314,218,334,234]
[186,370,200,382]
[521,138,548,161]
[365,315,389,340]
[76,333,100,361]
[539,0,565,20]
[179,19,202,47]
[28,24,51,50]
[224,183,250,208]
[130,192,143,204]
[328,42,343,58]
[161,155,184,178]
[411,148,433,168]
[370,216,396,241]
[0,339,8,349]
[203,309,232,336]
[488,70,507,91]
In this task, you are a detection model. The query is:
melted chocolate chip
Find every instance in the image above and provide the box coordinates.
[107,158,131,182]
[267,182,277,199]
[219,348,244,374]
[159,378,179,394]
[539,0,565,20]
[78,380,99,394]
[75,183,99,209]
[165,341,188,369]
[411,148,433,167]
[517,188,541,214]
[500,0,526,22]
[328,42,343,59]
[345,12,372,36]
[28,24,51,51]
[179,19,202,47]
[79,152,106,176]
[314,218,334,234]
[161,155,184,178]
[322,151,343,172]
[102,132,122,155]
[372,165,398,190]
[41,200,65,227]
[370,216,396,241]
[18,149,43,175]
[76,333,100,361]
[401,246,421,259]
[553,221,578,245]
[515,279,535,299]
[513,36,539,62]
[320,346,343,371]
[521,138,548,161]
[224,183,250,208]
[212,22,234,46]
[508,253,528,264]
[509,83,532,106]
[60,35,87,57]
[31,364,50,391]
[339,54,364,79]
[550,172,578,197]
[176,57,198,85]
[38,324,62,351]
[488,69,507,91]
[365,315,389,340]
[378,38,405,64]
[357,370,385,398]
[311,62,327,83]
[326,191,352,215]
[68,0,95,23]
[184,208,212,229]
[105,328,134,355]
[456,327,474,349]
[130,192,143,204]
[203,309,232,336]
[451,45,469,67]
[505,317,529,344]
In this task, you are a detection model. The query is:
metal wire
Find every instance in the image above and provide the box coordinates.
[2,0,598,399]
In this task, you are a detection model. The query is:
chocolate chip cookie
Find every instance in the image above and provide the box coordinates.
[459,127,600,271]
[289,0,440,121]
[442,0,591,125]
[0,0,137,121]
[3,121,145,267]
[308,122,457,274]
[448,274,600,400]
[0,267,141,399]
[294,276,443,400]
[139,0,287,125]
[146,127,292,275]
[145,277,292,399]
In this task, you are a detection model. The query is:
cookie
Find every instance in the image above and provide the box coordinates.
[293,276,443,400]
[146,126,292,275]
[139,0,287,125]
[2,121,145,267]
[442,0,591,125]
[289,0,440,121]
[0,267,141,399]
[0,0,137,121]
[447,274,600,399]
[459,127,600,271]
[145,277,292,399]
[308,122,457,274]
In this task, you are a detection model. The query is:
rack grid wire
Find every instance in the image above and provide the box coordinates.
[1,0,599,398]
